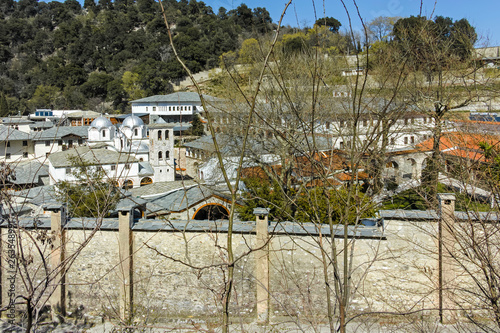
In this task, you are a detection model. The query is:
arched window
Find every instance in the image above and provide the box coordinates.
[158,151,162,159]
[134,128,138,136]
[165,130,169,139]
[102,129,106,138]
[122,179,133,190]
[165,150,170,159]
[158,130,162,140]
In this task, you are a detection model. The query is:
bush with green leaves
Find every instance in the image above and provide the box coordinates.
[56,156,120,218]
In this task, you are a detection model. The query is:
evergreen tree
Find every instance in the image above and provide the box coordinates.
[191,114,205,136]
[0,93,9,117]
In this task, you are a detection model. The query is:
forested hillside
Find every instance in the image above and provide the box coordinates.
[0,0,274,114]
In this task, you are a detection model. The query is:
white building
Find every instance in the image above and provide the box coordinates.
[32,126,88,160]
[47,115,175,188]
[47,145,141,187]
[0,125,33,162]
[131,92,220,132]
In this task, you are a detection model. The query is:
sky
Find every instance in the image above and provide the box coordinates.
[203,0,500,46]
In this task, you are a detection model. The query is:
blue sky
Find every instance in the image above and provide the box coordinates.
[204,0,500,46]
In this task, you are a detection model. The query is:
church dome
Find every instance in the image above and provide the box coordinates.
[90,116,113,130]
[122,115,144,128]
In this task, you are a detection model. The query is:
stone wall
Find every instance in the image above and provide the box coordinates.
[1,203,494,328]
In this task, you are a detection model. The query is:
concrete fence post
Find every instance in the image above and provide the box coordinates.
[254,207,270,323]
[118,208,134,323]
[0,203,6,318]
[46,204,67,321]
[437,193,456,324]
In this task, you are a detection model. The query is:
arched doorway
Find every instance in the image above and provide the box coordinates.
[406,158,417,179]
[192,204,229,220]
[122,179,133,190]
[140,177,153,186]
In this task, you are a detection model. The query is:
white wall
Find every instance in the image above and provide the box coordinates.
[1,140,33,162]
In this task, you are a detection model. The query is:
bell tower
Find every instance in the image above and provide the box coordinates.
[148,123,175,182]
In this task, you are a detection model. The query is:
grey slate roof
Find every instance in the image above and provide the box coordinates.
[15,185,57,201]
[138,162,154,176]
[65,111,100,118]
[30,121,54,130]
[48,146,138,168]
[33,126,89,141]
[114,195,148,212]
[9,160,49,185]
[0,204,33,218]
[0,125,30,141]
[131,92,220,104]
[1,117,33,125]
[147,122,176,129]
[129,180,199,197]
[8,217,385,239]
[149,184,230,212]
[114,113,148,120]
[379,209,500,221]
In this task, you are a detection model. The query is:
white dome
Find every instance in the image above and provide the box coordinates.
[122,115,144,128]
[90,116,113,130]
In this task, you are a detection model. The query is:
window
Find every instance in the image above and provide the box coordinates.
[153,107,156,112]
[411,136,415,144]
[404,118,408,125]
[326,122,330,130]
[22,140,28,146]
[23,152,28,158]
[158,131,162,140]
[165,150,170,159]
[158,151,163,159]
[78,139,83,145]
[134,128,138,136]
[390,138,395,145]
[404,137,408,144]
[125,164,131,170]
[58,140,62,146]
[102,130,106,137]
[6,141,10,147]
[339,142,344,149]
[45,140,50,147]
[165,130,169,139]
[6,153,10,159]
[111,165,116,171]
[146,107,148,112]
[363,120,367,127]
[340,120,345,128]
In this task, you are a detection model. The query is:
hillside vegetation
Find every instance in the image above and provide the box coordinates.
[0,0,274,113]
